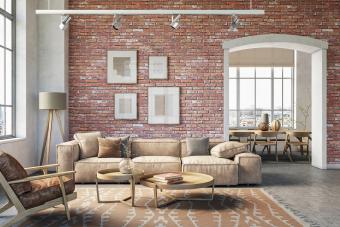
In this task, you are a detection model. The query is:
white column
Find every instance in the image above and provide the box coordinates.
[311,49,327,169]
[223,49,229,141]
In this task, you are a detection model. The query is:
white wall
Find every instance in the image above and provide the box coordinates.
[37,0,68,164]
[0,0,38,167]
[295,51,312,131]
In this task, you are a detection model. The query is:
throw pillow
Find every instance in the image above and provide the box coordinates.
[107,136,131,158]
[97,137,121,158]
[210,141,247,159]
[186,137,209,156]
[74,131,102,159]
[0,151,32,196]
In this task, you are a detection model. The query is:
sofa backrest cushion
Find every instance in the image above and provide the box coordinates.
[181,139,224,157]
[131,139,180,157]
[0,150,32,196]
[74,131,102,159]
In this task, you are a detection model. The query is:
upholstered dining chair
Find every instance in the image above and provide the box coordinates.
[0,150,77,227]
[252,130,279,162]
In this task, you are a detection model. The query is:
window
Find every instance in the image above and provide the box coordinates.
[229,67,294,128]
[0,0,15,138]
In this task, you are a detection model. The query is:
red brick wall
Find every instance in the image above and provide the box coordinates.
[68,0,340,163]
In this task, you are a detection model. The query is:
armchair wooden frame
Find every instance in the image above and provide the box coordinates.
[0,164,76,227]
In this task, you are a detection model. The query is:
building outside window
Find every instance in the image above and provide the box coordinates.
[0,0,15,138]
[229,66,294,128]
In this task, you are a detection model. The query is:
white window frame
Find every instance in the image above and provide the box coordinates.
[229,66,295,129]
[0,0,15,139]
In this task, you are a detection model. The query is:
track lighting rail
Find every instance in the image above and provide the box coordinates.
[36,9,265,16]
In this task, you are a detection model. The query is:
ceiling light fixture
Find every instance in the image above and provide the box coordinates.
[229,14,240,32]
[59,15,71,30]
[170,15,181,29]
[112,14,122,30]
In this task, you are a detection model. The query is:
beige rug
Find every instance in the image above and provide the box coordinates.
[18,187,308,227]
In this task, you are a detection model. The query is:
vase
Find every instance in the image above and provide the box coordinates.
[119,158,134,174]
[258,113,270,131]
[271,120,281,131]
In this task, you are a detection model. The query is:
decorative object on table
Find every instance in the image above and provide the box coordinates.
[153,172,183,184]
[271,120,281,131]
[186,137,210,156]
[97,137,121,158]
[258,113,269,131]
[119,158,134,174]
[141,172,214,208]
[107,50,137,84]
[149,56,168,79]
[114,93,137,119]
[96,168,143,206]
[39,92,67,165]
[210,141,247,159]
[148,87,180,124]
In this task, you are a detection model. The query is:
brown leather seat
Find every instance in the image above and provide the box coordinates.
[19,176,75,209]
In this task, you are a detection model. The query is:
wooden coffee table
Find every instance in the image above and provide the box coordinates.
[96,168,143,206]
[140,172,214,208]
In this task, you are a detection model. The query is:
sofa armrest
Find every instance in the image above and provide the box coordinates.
[56,140,80,172]
[234,152,262,185]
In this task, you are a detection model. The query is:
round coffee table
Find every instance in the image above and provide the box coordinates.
[140,172,214,208]
[96,168,143,206]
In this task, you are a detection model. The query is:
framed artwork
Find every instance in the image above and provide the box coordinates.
[148,87,180,124]
[115,93,137,120]
[107,50,137,84]
[149,56,168,79]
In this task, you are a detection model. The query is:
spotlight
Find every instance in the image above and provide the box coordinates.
[170,15,181,29]
[229,15,240,32]
[112,14,122,30]
[59,15,71,30]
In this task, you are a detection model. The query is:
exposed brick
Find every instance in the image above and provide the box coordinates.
[68,0,340,163]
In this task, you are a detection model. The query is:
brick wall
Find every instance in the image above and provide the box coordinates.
[68,0,340,163]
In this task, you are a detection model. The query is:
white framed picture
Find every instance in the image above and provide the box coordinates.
[115,93,137,120]
[149,56,168,79]
[148,87,180,124]
[107,50,137,84]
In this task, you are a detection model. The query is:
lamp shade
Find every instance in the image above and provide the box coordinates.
[39,92,66,110]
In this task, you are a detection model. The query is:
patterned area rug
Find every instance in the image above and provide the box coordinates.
[16,187,307,227]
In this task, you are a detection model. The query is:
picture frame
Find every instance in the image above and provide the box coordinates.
[115,93,137,120]
[107,50,137,84]
[149,56,168,79]
[148,87,180,124]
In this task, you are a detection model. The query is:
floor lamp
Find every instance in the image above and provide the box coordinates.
[39,92,67,165]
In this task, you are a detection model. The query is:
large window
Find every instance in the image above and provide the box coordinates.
[0,0,15,138]
[229,67,294,128]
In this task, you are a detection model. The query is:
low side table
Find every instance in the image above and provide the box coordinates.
[96,168,143,207]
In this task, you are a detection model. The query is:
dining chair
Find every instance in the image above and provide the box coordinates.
[284,131,311,162]
[252,130,279,162]
[229,130,253,152]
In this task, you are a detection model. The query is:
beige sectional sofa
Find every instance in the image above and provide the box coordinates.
[57,138,262,185]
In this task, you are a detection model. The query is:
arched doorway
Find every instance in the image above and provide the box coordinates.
[222,34,328,169]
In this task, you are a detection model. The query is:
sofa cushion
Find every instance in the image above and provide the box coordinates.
[181,139,224,157]
[74,131,102,159]
[132,156,181,174]
[131,139,180,157]
[74,157,123,183]
[211,141,247,159]
[0,151,32,196]
[186,137,209,156]
[19,176,74,209]
[98,137,121,158]
[181,156,238,185]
